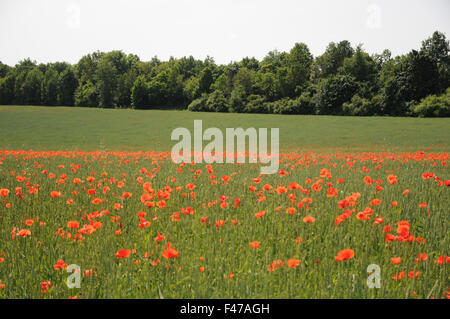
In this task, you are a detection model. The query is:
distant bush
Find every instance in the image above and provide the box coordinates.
[75,81,98,107]
[315,75,358,115]
[130,76,148,109]
[243,94,268,113]
[206,90,229,112]
[343,94,380,116]
[270,98,291,114]
[187,94,208,112]
[266,93,315,115]
[413,88,450,117]
[228,86,247,113]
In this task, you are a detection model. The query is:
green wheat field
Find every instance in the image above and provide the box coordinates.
[0,105,449,298]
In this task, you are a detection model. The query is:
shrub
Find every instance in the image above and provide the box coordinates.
[206,90,229,112]
[269,93,315,115]
[130,76,149,109]
[75,81,98,107]
[228,86,247,113]
[413,88,450,117]
[271,98,293,114]
[294,93,315,114]
[315,75,358,115]
[187,94,208,112]
[243,94,268,113]
[342,94,380,116]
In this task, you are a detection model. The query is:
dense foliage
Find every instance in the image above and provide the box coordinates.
[0,31,449,117]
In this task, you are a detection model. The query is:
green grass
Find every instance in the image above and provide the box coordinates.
[0,105,449,152]
[0,105,448,299]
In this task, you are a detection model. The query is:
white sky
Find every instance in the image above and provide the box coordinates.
[0,0,449,66]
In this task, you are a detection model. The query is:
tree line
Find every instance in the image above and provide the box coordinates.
[0,31,449,117]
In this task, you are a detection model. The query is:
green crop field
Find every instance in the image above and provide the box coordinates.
[0,105,449,152]
[0,105,449,299]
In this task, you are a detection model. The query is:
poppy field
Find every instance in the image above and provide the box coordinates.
[0,106,449,299]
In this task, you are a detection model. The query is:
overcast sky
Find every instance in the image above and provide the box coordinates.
[0,0,449,66]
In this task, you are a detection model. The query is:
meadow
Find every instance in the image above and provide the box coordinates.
[0,105,449,152]
[0,105,449,298]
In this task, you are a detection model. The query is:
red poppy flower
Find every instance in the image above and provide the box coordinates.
[154,232,166,242]
[249,241,260,249]
[370,198,382,206]
[415,253,428,263]
[254,210,266,218]
[303,216,315,223]
[162,242,178,260]
[335,249,355,262]
[116,249,131,259]
[17,229,31,237]
[50,191,61,198]
[287,258,300,268]
[0,189,10,198]
[67,221,79,229]
[54,259,68,270]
